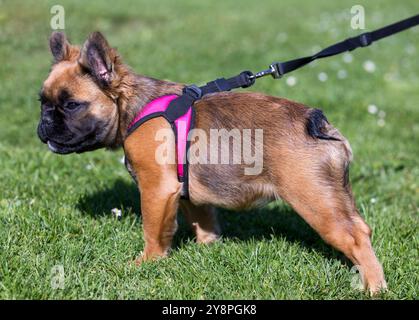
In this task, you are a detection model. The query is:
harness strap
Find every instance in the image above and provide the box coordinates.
[165,71,254,122]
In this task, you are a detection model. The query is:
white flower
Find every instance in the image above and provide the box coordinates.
[337,69,347,79]
[378,110,386,119]
[343,53,353,63]
[363,60,376,73]
[111,208,122,219]
[286,76,297,87]
[377,119,385,127]
[318,72,328,82]
[370,198,377,204]
[86,164,93,170]
[368,104,378,114]
[120,156,125,164]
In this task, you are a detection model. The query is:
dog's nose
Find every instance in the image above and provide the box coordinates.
[42,112,54,123]
[41,105,55,123]
[41,103,55,116]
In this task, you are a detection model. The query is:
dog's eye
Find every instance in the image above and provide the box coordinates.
[64,101,81,110]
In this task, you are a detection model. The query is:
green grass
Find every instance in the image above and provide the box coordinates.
[0,0,418,299]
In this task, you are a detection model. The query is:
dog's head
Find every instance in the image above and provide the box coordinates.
[37,31,123,154]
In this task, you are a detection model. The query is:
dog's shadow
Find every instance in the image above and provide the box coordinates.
[77,178,140,218]
[76,178,347,264]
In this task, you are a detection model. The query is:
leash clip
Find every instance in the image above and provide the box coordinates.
[252,63,284,80]
[269,62,285,79]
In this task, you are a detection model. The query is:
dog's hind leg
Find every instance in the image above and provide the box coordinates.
[272,142,386,295]
[180,201,220,244]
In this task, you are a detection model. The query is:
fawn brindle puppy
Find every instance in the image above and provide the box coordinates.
[37,32,387,294]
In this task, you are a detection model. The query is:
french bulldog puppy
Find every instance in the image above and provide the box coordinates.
[38,31,386,294]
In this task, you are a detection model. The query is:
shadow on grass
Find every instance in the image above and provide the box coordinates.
[76,178,140,218]
[77,178,348,264]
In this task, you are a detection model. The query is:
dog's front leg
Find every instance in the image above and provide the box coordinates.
[135,177,181,265]
[124,118,182,265]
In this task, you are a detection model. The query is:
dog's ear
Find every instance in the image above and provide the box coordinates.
[79,32,116,88]
[49,31,72,63]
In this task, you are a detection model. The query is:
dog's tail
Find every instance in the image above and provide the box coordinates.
[306,108,341,141]
[305,108,354,191]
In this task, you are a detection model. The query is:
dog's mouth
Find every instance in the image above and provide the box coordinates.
[38,125,79,154]
[47,140,75,154]
[39,122,101,155]
[45,134,103,154]
[47,139,101,154]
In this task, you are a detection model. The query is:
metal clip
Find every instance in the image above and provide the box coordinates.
[251,62,284,80]
[269,62,285,79]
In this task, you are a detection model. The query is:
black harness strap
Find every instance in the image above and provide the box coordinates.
[165,71,255,123]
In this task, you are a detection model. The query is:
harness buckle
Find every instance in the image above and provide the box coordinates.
[183,85,202,100]
[239,71,256,88]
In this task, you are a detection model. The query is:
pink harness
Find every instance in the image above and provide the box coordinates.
[127,95,194,197]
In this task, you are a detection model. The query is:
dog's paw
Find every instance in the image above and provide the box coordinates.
[368,279,388,297]
[196,232,220,245]
[133,256,144,267]
[192,222,221,245]
[132,250,169,266]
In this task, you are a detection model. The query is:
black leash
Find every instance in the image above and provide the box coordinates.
[166,13,419,123]
[253,13,419,80]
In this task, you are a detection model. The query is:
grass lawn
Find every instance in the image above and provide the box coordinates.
[0,0,418,299]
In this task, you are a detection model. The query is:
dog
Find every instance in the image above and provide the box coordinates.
[37,31,387,295]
